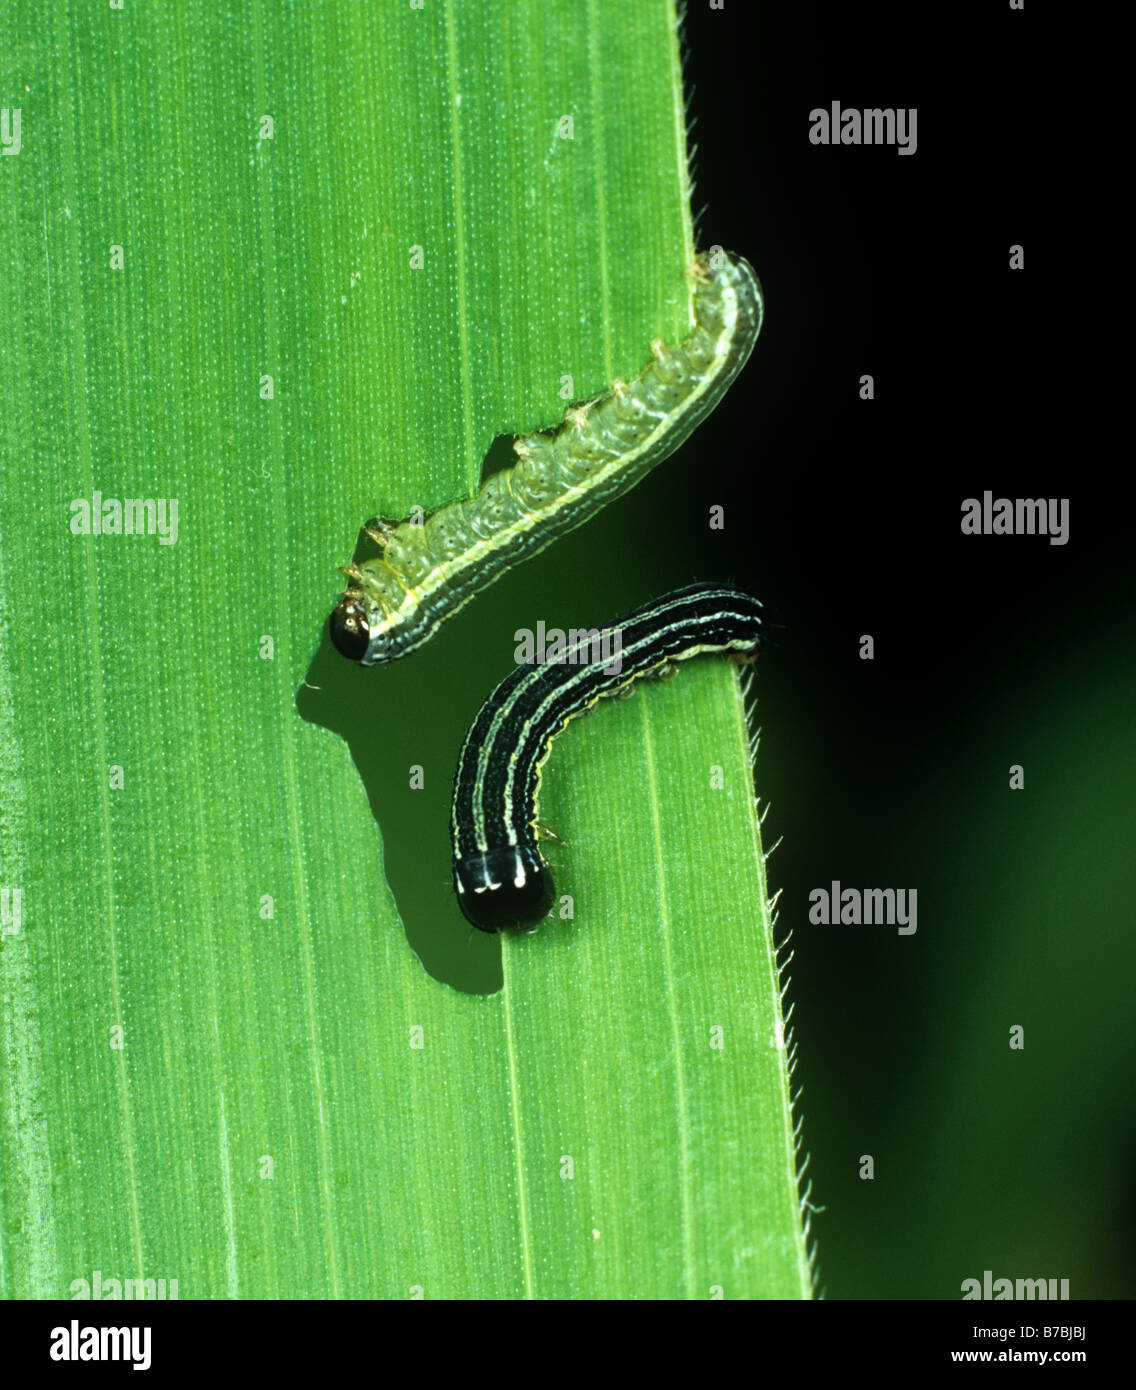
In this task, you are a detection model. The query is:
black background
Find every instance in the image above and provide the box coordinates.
[673,0,1132,1300]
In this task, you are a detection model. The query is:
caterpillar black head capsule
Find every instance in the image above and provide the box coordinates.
[329,593,372,663]
[453,847,555,933]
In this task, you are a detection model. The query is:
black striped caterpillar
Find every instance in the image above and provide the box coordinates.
[450,582,763,932]
[330,251,763,665]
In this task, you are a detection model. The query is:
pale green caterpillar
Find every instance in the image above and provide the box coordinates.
[330,250,763,665]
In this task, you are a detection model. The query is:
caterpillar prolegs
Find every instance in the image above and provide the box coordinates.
[451,582,763,932]
[330,251,763,665]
